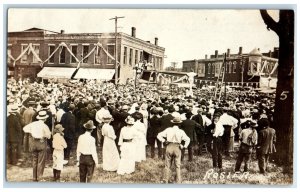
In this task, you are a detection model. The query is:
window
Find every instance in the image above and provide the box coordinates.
[48,45,55,64]
[123,46,127,65]
[135,50,138,65]
[7,45,12,63]
[197,64,205,77]
[21,44,28,63]
[129,48,133,66]
[94,46,102,65]
[59,46,66,64]
[70,45,78,63]
[232,61,237,73]
[32,44,40,63]
[207,63,211,74]
[107,44,115,64]
[228,62,232,73]
[212,63,215,74]
[82,45,89,63]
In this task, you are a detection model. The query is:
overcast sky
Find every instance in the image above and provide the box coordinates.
[7,9,279,67]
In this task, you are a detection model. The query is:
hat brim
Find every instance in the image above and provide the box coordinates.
[171,120,182,124]
[37,115,49,120]
[83,124,96,129]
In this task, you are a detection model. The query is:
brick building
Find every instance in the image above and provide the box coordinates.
[7,27,165,84]
[182,47,278,88]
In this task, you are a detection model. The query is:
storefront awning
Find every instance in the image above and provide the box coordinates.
[37,67,76,79]
[74,68,115,80]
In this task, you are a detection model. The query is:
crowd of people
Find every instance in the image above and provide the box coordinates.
[6,77,276,183]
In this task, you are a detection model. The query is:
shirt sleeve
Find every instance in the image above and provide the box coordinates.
[203,115,212,126]
[43,125,52,139]
[23,123,32,133]
[213,122,224,137]
[108,126,117,140]
[157,129,168,143]
[181,131,190,148]
[91,138,98,165]
[76,136,82,161]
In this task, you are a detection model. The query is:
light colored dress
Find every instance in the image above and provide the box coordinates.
[133,120,147,162]
[139,107,149,132]
[102,123,120,171]
[117,126,138,175]
[52,133,67,170]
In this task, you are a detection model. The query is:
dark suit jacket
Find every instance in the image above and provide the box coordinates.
[148,115,162,138]
[61,111,76,139]
[160,114,174,131]
[7,113,23,143]
[257,127,276,154]
[181,119,199,142]
[191,114,205,133]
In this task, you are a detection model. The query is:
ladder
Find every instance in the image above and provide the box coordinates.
[214,53,227,101]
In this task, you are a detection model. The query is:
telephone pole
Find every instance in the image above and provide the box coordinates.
[109,16,125,85]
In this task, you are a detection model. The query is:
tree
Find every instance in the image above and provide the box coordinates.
[260,10,294,174]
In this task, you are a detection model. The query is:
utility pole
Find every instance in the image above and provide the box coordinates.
[109,16,125,85]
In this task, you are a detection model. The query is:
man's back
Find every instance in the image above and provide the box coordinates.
[258,127,276,154]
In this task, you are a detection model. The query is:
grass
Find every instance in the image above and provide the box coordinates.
[6,146,293,185]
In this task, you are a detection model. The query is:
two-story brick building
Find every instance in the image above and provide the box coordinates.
[182,47,278,88]
[7,27,165,84]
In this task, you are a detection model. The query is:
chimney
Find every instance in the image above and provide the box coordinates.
[154,37,158,46]
[205,54,207,59]
[227,49,230,57]
[131,27,136,38]
[215,50,218,58]
[60,30,65,34]
[146,41,151,43]
[239,47,243,54]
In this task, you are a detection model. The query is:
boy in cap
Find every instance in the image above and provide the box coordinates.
[157,116,190,183]
[76,120,99,182]
[235,120,258,172]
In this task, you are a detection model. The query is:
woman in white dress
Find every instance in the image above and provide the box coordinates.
[139,103,149,132]
[117,116,138,175]
[132,113,147,162]
[102,113,120,171]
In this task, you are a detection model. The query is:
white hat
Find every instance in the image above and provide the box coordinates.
[36,111,49,120]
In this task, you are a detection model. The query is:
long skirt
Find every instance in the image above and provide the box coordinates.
[117,142,136,175]
[102,136,120,171]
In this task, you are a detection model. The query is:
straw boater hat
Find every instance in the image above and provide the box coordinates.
[54,124,65,134]
[9,105,19,113]
[37,111,49,120]
[125,116,135,125]
[83,120,96,130]
[171,116,182,124]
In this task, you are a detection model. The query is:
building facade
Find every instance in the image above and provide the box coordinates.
[182,47,278,88]
[7,27,165,84]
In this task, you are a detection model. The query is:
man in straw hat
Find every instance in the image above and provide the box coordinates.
[76,120,99,183]
[23,110,52,182]
[157,115,190,183]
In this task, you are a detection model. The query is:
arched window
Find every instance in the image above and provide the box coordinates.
[208,63,211,74]
[228,62,232,73]
[212,63,215,74]
[232,61,237,73]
